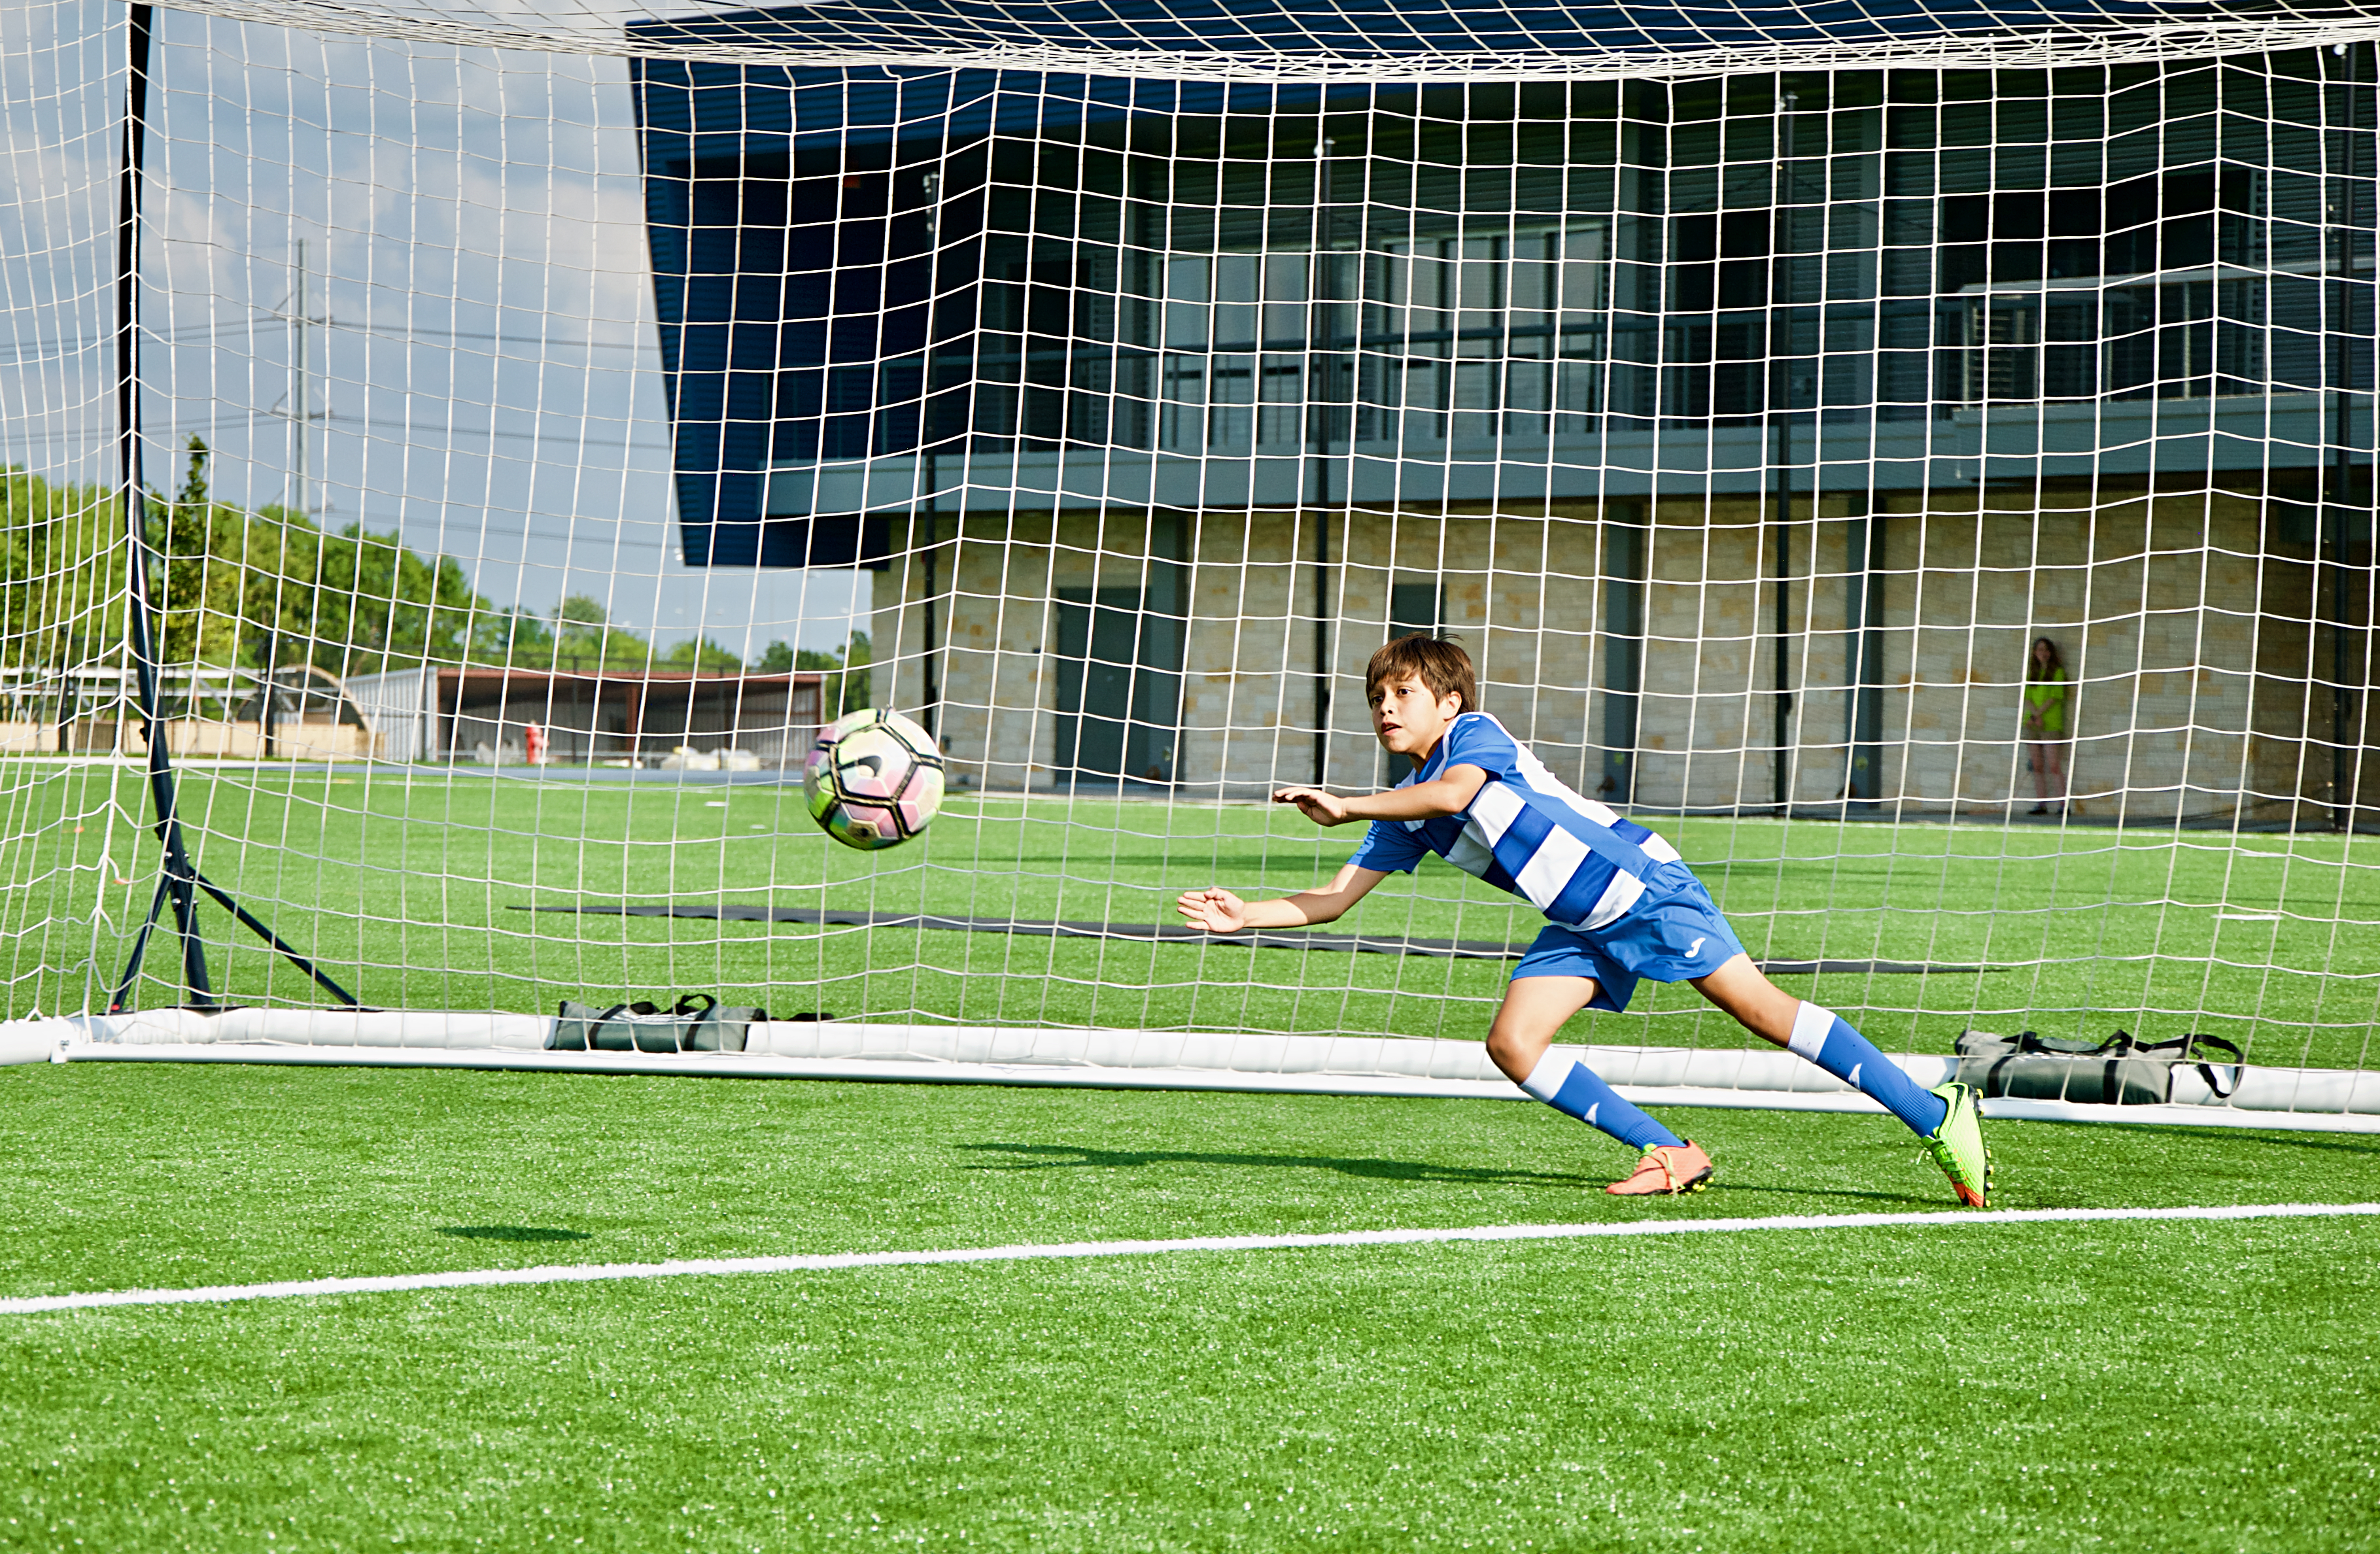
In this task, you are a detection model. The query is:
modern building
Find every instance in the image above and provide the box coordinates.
[633,33,2378,821]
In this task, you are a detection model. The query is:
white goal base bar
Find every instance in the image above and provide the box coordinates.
[3,1009,2376,1133]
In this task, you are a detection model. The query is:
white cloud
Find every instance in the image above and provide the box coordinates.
[1,0,865,654]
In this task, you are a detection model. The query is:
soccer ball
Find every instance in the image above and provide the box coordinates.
[803,708,945,850]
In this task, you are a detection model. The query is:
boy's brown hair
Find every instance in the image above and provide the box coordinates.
[1366,634,1476,714]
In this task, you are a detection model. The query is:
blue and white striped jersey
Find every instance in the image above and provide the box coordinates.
[1345,712,1682,931]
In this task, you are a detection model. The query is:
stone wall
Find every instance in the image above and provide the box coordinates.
[874,485,2337,821]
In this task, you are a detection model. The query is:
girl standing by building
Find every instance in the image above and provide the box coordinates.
[2024,636,2070,816]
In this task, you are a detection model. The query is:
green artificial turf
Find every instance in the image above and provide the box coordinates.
[6,766,2380,1067]
[0,1063,2375,1550]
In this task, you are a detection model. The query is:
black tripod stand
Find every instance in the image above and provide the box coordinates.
[105,5,357,1016]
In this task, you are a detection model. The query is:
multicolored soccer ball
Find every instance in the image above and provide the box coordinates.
[803,708,945,850]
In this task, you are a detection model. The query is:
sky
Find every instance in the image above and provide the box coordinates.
[0,0,867,658]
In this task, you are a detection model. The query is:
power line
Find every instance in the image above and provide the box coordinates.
[0,407,675,455]
[0,316,658,367]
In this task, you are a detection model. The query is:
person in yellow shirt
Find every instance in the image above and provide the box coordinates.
[2023,636,2069,816]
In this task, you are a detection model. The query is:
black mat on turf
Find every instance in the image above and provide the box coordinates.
[511,904,1991,975]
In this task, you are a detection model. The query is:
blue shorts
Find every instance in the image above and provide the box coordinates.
[1509,861,1746,1014]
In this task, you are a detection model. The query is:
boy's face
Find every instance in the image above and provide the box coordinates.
[1369,675,1463,764]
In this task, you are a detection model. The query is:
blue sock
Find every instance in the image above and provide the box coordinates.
[1789,1003,1948,1137]
[1519,1049,1685,1152]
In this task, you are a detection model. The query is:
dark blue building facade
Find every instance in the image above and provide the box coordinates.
[632,24,2377,568]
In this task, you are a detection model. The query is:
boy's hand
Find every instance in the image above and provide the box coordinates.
[1175,887,1250,934]
[1272,786,1351,826]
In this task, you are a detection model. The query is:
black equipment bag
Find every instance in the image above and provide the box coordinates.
[548,993,767,1054]
[1953,1027,2244,1106]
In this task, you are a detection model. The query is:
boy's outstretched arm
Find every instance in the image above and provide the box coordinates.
[1271,765,1489,827]
[1177,864,1390,933]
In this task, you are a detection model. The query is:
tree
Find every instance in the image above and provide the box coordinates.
[0,467,128,727]
[795,630,871,716]
[154,437,247,666]
[660,636,742,673]
[133,438,489,682]
[302,521,481,676]
[470,606,555,665]
[548,594,655,670]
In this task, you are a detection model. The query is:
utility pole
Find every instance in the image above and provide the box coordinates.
[292,238,314,519]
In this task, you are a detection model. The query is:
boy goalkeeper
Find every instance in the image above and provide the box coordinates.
[1175,636,1992,1203]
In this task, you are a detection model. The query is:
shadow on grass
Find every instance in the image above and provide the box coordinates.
[961,1144,1959,1214]
[436,1226,592,1243]
[959,1141,1585,1187]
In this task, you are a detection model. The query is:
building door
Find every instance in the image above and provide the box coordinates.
[1054,585,1180,784]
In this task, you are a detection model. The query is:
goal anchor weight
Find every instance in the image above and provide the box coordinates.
[104,3,358,1018]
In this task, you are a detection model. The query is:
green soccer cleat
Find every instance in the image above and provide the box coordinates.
[1922,1081,1992,1207]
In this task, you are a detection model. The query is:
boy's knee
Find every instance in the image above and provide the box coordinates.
[1485,1029,1542,1085]
[1485,978,1596,1080]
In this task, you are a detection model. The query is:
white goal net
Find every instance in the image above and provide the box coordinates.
[4,0,2380,1128]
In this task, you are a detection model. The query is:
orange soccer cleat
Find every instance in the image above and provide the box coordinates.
[1604,1140,1716,1196]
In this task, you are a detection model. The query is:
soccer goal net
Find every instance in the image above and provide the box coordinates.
[5,0,2380,1129]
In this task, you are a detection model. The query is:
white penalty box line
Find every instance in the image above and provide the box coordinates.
[4,1202,2375,1318]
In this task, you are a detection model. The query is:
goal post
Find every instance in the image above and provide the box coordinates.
[3,0,2379,1129]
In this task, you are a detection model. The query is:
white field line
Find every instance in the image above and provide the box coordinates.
[3,1202,2375,1318]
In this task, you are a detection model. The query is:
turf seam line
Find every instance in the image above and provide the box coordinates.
[5,1203,2374,1317]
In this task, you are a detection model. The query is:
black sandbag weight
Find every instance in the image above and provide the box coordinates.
[1954,1028,2245,1106]
[549,994,767,1054]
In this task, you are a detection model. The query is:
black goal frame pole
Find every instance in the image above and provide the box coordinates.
[107,4,358,1014]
